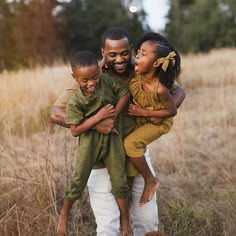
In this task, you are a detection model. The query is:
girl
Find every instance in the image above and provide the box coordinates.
[124,33,180,206]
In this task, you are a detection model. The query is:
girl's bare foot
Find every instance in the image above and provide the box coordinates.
[57,212,68,236]
[139,178,160,207]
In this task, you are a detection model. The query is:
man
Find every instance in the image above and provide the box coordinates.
[51,27,185,236]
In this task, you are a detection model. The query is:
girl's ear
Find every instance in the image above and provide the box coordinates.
[71,73,76,80]
[153,60,160,68]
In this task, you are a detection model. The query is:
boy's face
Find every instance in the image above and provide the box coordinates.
[72,64,100,96]
[134,40,158,75]
[101,37,131,75]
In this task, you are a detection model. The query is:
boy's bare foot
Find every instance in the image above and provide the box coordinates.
[57,212,68,236]
[139,178,160,207]
[145,231,166,236]
[120,215,132,236]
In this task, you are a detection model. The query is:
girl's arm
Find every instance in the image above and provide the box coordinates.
[128,84,177,118]
[70,104,115,137]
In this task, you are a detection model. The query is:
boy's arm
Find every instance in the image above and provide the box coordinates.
[113,92,130,118]
[70,104,116,137]
[128,85,177,118]
[50,78,116,133]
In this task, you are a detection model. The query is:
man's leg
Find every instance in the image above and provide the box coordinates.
[87,168,121,236]
[130,149,159,236]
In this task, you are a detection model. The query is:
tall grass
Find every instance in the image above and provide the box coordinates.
[0,49,236,235]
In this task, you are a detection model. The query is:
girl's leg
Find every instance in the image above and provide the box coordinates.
[129,156,159,206]
[124,123,170,205]
[131,150,159,234]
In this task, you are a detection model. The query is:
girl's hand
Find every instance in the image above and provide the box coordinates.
[128,103,145,116]
[97,104,115,119]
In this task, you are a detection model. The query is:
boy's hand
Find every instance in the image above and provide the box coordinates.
[97,104,115,120]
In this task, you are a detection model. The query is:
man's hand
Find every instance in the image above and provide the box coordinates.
[128,103,145,116]
[97,104,116,120]
[93,118,116,134]
[148,117,164,125]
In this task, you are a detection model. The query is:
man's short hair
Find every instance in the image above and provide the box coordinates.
[101,27,130,47]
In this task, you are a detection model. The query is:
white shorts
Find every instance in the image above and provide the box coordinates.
[87,150,158,236]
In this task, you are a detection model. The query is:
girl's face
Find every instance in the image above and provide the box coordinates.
[135,40,158,75]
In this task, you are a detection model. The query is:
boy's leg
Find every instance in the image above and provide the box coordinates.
[57,199,74,236]
[116,197,132,236]
[131,150,159,236]
[87,168,121,236]
[103,134,131,235]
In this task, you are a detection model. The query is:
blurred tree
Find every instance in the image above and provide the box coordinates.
[0,0,19,70]
[58,0,146,58]
[0,0,146,71]
[165,0,236,53]
[0,0,63,71]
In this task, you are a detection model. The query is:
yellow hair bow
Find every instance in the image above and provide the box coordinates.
[157,51,176,72]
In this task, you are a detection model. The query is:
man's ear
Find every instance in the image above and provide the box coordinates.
[101,47,104,57]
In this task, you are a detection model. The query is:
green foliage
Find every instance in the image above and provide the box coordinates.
[0,0,146,70]
[165,0,236,53]
[59,0,146,58]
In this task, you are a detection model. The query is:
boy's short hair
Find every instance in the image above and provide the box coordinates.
[101,27,130,47]
[71,51,98,69]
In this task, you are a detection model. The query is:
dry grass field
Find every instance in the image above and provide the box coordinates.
[0,49,236,236]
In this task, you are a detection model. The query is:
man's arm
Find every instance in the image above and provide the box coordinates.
[51,106,70,128]
[170,83,186,108]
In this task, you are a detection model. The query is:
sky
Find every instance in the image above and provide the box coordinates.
[143,0,170,32]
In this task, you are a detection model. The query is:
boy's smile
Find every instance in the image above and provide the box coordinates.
[72,64,100,96]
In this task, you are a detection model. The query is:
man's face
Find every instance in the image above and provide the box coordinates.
[101,37,131,74]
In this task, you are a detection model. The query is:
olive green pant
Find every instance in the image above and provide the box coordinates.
[65,130,129,201]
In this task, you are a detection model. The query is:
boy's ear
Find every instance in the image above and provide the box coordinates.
[71,73,76,79]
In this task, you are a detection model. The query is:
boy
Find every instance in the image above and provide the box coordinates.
[57,51,131,236]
